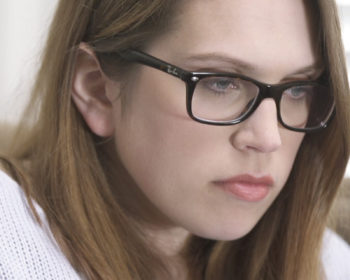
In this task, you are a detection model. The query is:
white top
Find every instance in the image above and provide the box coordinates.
[0,170,349,280]
[0,170,81,280]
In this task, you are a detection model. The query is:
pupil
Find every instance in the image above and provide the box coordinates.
[216,80,234,89]
[290,87,305,97]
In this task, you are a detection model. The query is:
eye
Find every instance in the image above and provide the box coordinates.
[284,86,310,100]
[202,77,240,94]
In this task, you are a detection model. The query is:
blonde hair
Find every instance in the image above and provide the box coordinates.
[2,0,350,279]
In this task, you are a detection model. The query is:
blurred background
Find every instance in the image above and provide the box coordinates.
[0,1,350,173]
[0,0,58,125]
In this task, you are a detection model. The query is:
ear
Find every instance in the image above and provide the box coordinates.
[72,43,117,137]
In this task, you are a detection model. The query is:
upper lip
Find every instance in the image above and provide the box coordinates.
[214,174,274,186]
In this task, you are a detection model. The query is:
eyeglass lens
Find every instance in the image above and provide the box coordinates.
[191,76,333,129]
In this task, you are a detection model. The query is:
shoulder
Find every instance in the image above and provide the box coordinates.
[322,228,350,280]
[0,169,82,279]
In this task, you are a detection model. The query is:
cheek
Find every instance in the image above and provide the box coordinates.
[112,70,211,198]
[112,66,234,184]
[114,98,217,194]
[285,132,304,162]
[278,131,305,185]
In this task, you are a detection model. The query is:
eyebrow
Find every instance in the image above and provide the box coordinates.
[180,52,324,77]
[181,53,256,72]
[287,64,324,78]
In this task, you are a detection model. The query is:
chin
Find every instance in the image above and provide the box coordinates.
[191,219,260,241]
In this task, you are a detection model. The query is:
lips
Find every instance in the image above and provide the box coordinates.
[213,174,274,202]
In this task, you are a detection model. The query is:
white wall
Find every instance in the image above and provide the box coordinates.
[338,2,350,75]
[0,0,58,124]
[336,2,350,177]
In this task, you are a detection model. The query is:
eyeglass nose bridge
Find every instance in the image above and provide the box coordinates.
[256,83,283,105]
[249,83,284,122]
[240,81,297,132]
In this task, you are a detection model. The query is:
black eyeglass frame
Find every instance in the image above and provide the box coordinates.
[97,49,335,133]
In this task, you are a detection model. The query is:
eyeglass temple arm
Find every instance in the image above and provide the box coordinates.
[118,50,190,81]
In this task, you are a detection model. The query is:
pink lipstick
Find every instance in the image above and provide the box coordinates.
[214,174,274,202]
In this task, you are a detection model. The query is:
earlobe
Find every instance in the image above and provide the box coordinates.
[72,43,117,137]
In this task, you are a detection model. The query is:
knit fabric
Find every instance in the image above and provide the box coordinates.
[322,228,350,280]
[0,170,81,280]
[0,169,349,279]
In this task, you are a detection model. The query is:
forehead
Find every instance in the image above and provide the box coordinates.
[149,0,319,80]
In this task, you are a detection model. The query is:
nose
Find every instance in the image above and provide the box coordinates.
[231,99,282,153]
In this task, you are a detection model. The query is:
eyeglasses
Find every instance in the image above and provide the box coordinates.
[99,49,335,132]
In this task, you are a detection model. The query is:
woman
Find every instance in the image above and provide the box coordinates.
[1,0,350,279]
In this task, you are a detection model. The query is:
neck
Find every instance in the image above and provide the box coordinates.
[143,224,190,280]
[103,147,191,278]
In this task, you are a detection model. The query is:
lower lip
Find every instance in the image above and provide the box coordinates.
[216,182,270,202]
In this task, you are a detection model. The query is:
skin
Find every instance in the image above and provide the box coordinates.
[73,0,318,277]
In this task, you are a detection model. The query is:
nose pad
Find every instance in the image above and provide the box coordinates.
[231,99,282,153]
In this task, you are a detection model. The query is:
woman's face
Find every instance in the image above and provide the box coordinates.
[107,0,317,240]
